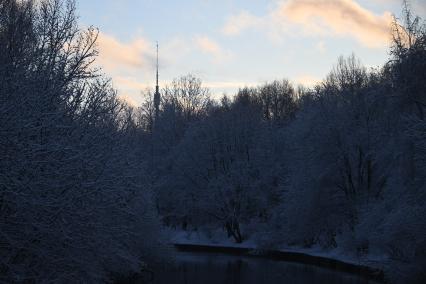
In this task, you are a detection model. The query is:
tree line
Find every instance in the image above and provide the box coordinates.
[140,2,425,282]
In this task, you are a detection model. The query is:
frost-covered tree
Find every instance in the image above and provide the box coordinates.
[263,6,426,282]
[258,79,298,122]
[156,89,285,243]
[0,0,164,282]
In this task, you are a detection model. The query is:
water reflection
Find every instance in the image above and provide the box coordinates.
[153,251,378,284]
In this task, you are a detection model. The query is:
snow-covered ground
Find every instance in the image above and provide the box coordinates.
[171,229,256,248]
[170,229,388,271]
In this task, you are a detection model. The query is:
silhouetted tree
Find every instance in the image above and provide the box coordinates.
[0,0,164,282]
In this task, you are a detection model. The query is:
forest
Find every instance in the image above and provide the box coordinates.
[0,0,425,283]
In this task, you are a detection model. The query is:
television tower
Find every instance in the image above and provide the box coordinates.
[154,42,161,122]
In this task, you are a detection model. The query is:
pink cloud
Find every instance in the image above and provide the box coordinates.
[223,0,394,48]
[277,0,393,48]
[96,32,154,72]
[193,36,233,62]
[222,11,264,36]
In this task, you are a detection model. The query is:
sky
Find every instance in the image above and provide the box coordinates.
[76,0,426,106]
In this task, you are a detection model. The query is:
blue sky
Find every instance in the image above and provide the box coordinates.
[76,0,426,105]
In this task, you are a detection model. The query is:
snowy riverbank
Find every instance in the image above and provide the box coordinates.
[170,230,386,282]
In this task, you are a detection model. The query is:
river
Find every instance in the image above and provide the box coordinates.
[151,250,379,284]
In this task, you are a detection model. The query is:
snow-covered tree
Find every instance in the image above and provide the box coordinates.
[0,0,164,282]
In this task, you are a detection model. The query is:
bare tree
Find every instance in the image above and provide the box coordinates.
[0,1,163,282]
[162,74,211,121]
[388,0,426,119]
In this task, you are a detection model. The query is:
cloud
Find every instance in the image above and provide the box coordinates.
[96,32,154,73]
[161,37,192,65]
[95,33,157,106]
[276,0,393,48]
[294,74,322,86]
[222,0,393,48]
[193,36,233,62]
[95,32,238,105]
[222,11,264,36]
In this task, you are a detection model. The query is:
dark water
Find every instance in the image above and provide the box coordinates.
[152,251,378,284]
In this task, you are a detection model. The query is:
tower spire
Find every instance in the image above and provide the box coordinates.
[156,41,159,91]
[154,42,160,122]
